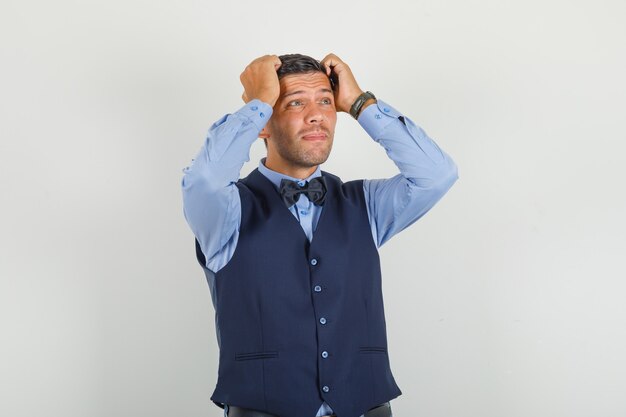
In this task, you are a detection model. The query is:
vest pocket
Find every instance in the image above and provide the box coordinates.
[359,347,387,354]
[234,351,279,361]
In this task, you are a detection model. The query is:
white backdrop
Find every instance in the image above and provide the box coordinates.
[2,0,625,416]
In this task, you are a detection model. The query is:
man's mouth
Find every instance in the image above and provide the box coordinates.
[301,131,328,141]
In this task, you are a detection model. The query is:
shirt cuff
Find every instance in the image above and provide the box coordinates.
[358,99,404,140]
[235,99,274,131]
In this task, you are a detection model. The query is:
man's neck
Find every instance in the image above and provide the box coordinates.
[263,158,318,180]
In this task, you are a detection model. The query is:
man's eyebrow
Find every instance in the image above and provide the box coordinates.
[281,88,334,99]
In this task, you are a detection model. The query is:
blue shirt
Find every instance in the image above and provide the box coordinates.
[181,98,458,417]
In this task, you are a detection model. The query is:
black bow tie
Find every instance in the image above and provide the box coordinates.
[279,177,327,207]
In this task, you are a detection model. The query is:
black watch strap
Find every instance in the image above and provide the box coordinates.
[349,91,376,119]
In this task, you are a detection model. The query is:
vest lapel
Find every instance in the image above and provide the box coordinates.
[245,169,312,242]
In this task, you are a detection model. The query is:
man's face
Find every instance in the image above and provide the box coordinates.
[263,72,337,175]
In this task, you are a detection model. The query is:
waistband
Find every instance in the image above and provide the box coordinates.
[226,401,392,417]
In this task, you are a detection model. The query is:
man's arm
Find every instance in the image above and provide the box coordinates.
[320,53,457,247]
[181,100,272,271]
[359,101,458,247]
[181,55,281,272]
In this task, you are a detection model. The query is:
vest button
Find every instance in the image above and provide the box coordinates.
[319,317,327,325]
[310,258,318,266]
[322,385,330,393]
[321,351,329,358]
[314,285,322,292]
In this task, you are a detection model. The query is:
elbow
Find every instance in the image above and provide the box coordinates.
[431,151,458,190]
[181,166,228,196]
[180,164,198,192]
[442,158,459,189]
[406,158,458,198]
[433,159,458,196]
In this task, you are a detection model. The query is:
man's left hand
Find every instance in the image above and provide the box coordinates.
[320,53,365,114]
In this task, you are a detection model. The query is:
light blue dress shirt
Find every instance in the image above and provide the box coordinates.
[181,98,458,417]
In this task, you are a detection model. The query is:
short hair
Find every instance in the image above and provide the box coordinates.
[277,54,330,83]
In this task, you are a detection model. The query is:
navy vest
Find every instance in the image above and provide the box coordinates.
[195,168,401,417]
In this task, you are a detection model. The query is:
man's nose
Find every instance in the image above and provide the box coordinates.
[305,104,324,123]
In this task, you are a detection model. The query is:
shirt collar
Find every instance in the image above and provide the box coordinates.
[257,158,322,190]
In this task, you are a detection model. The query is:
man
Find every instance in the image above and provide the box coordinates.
[181,53,458,417]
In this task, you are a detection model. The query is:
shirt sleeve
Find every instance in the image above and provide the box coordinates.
[359,100,459,247]
[181,99,273,272]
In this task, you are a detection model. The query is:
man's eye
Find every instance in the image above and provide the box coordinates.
[288,100,303,107]
[321,98,332,105]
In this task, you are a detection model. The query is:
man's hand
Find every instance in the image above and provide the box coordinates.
[320,53,367,114]
[240,55,282,106]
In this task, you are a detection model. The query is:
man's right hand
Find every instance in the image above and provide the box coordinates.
[240,55,282,107]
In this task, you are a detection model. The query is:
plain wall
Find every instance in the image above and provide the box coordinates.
[1,0,625,416]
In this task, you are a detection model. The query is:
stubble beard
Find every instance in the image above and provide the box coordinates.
[274,133,334,169]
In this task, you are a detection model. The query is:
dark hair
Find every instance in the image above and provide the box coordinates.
[277,54,327,80]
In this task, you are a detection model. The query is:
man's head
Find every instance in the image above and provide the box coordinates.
[260,54,337,179]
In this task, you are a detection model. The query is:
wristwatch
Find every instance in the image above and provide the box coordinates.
[349,91,376,120]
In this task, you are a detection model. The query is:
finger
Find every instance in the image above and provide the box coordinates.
[320,53,338,62]
[320,55,331,68]
[321,53,341,67]
[321,57,337,70]
[262,54,281,67]
[250,54,280,69]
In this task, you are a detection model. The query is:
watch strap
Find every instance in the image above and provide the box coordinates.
[349,91,376,119]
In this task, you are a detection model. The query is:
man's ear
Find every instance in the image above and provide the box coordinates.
[259,127,270,140]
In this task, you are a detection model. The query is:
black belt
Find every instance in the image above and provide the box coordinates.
[227,402,391,417]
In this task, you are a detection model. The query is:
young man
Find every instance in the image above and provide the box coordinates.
[181,53,458,417]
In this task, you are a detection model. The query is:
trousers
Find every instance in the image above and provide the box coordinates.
[224,401,393,417]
